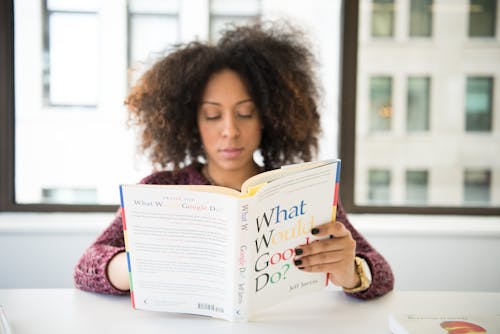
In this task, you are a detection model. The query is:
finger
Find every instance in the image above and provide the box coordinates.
[311,221,349,238]
[294,250,345,268]
[295,237,356,258]
[295,234,355,258]
[296,260,348,274]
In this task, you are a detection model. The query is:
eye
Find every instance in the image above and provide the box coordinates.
[202,109,222,120]
[205,114,221,120]
[237,107,256,118]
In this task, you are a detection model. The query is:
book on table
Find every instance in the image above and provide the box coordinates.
[388,313,500,334]
[119,159,341,321]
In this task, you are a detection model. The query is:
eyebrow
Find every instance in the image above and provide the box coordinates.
[201,99,253,106]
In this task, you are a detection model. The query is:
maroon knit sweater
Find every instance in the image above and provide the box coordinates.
[73,163,394,300]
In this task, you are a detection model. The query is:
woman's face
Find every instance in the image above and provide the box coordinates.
[197,69,262,173]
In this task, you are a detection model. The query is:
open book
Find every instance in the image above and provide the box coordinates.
[389,313,500,334]
[119,159,341,321]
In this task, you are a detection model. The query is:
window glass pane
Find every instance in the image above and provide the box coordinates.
[47,13,99,106]
[129,15,178,64]
[42,187,98,204]
[368,169,391,204]
[372,0,394,37]
[407,77,430,131]
[356,0,500,208]
[410,0,433,37]
[210,0,260,42]
[128,1,180,87]
[464,169,491,204]
[469,0,497,37]
[370,76,392,131]
[128,0,179,87]
[406,170,428,204]
[466,77,493,132]
[128,0,179,14]
[211,0,260,15]
[47,0,98,12]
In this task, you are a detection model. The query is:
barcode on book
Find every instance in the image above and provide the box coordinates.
[197,303,224,313]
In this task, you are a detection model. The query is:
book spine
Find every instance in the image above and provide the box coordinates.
[119,185,135,309]
[326,160,342,286]
[331,159,341,223]
[233,198,251,321]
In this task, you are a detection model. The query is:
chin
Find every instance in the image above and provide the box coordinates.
[216,158,254,171]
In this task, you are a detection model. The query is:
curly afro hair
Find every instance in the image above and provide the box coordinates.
[125,21,321,171]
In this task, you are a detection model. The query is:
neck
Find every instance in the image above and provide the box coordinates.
[203,162,261,191]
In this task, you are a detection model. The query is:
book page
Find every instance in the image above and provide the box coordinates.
[241,159,337,193]
[389,313,500,334]
[120,184,238,321]
[245,161,339,316]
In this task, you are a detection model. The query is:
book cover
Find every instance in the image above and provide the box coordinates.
[389,313,500,334]
[119,159,340,321]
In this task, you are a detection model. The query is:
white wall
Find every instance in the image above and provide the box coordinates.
[1,213,499,291]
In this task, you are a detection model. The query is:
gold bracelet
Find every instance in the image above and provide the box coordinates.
[343,256,371,293]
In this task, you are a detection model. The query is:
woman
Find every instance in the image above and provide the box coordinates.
[74,22,394,300]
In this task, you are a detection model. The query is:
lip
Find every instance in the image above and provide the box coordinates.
[218,147,244,159]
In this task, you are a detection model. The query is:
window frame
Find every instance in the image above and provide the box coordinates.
[2,0,499,215]
[0,0,113,212]
[339,0,499,215]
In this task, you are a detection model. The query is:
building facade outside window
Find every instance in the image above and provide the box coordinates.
[349,0,500,211]
[10,0,262,207]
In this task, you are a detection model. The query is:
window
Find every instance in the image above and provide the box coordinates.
[370,76,392,132]
[406,170,428,205]
[42,187,98,204]
[464,169,491,205]
[128,0,180,86]
[371,0,395,37]
[209,0,261,42]
[368,169,391,204]
[407,76,430,132]
[341,1,500,214]
[466,77,493,132]
[409,0,433,37]
[1,0,263,211]
[469,0,497,37]
[43,0,99,107]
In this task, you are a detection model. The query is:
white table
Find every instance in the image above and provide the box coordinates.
[0,289,499,333]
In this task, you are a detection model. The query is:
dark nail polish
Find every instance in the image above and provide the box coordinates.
[295,248,303,255]
[311,228,320,235]
[298,267,305,270]
[294,259,302,266]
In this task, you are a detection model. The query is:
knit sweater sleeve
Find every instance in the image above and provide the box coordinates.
[73,210,128,295]
[336,201,394,299]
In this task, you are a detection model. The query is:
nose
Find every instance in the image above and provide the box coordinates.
[221,115,240,138]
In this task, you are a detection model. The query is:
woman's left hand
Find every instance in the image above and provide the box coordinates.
[293,221,360,289]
